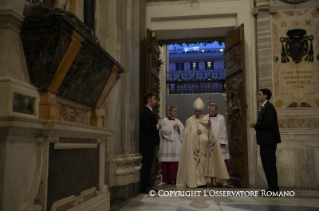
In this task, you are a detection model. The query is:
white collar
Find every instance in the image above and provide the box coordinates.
[261,100,268,107]
[146,105,153,111]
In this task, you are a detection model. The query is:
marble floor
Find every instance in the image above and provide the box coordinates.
[111,184,319,211]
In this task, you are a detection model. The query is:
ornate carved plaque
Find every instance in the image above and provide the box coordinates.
[280,29,314,63]
[272,9,319,108]
[59,104,89,125]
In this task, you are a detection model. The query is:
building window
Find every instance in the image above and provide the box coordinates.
[206,61,214,69]
[176,63,184,71]
[190,62,198,70]
[192,62,196,70]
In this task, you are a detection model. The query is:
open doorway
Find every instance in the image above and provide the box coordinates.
[143,24,248,188]
[165,41,226,125]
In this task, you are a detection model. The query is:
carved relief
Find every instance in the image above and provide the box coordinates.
[227,79,243,148]
[225,28,240,48]
[228,155,244,179]
[226,47,240,69]
[59,104,89,125]
[272,9,319,108]
[225,24,247,187]
[280,29,314,63]
[278,118,319,128]
[287,102,312,108]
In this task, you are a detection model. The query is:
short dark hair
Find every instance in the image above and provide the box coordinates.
[144,93,155,104]
[168,106,176,111]
[208,103,217,110]
[259,88,272,100]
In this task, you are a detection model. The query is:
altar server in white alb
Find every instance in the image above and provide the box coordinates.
[176,98,229,188]
[205,103,231,187]
[159,106,184,184]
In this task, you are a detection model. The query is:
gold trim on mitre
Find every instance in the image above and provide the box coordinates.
[193,98,204,110]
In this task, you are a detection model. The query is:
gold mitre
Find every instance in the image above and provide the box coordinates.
[193,98,204,110]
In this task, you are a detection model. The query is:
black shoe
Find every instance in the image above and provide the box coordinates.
[260,188,279,197]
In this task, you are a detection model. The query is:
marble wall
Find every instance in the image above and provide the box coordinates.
[255,0,319,189]
[0,0,142,210]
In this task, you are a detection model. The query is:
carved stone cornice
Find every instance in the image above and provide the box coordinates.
[0,116,113,138]
[279,0,308,4]
[0,9,24,33]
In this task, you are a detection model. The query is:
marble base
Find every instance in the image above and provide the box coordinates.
[256,133,319,189]
[110,182,140,203]
[0,116,113,211]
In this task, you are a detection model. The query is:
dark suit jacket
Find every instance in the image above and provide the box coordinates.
[140,106,160,146]
[255,101,281,145]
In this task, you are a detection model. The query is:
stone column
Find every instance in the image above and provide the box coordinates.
[96,0,142,201]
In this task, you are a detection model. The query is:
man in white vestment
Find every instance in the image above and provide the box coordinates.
[205,103,231,187]
[176,98,229,188]
[159,106,184,184]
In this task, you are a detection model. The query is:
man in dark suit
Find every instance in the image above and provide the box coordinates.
[250,88,281,195]
[140,93,162,194]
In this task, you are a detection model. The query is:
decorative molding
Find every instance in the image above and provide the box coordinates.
[279,0,308,4]
[19,140,43,211]
[50,187,109,211]
[0,116,113,138]
[278,118,319,128]
[54,137,98,149]
[252,5,276,16]
[0,9,24,33]
[59,103,89,125]
[280,29,314,63]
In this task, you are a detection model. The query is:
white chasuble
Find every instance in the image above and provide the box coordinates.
[176,115,229,188]
[159,117,184,162]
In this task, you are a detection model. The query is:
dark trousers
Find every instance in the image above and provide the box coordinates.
[260,144,278,190]
[140,145,155,190]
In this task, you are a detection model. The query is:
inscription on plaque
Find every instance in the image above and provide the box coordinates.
[272,9,319,107]
[281,66,315,98]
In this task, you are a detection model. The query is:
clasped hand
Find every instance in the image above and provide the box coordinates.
[249,122,256,128]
